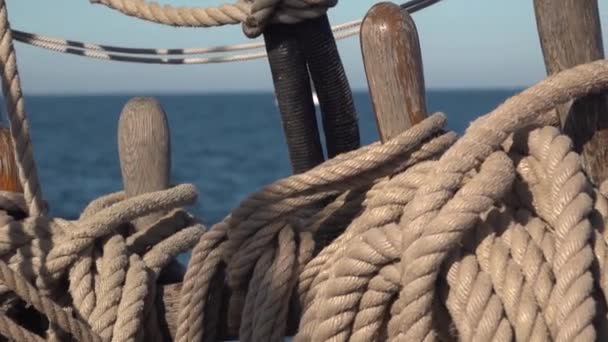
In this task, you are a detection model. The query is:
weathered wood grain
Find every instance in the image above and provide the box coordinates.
[117,97,185,284]
[118,97,171,211]
[361,2,428,142]
[157,283,180,340]
[534,0,608,185]
[0,127,21,193]
[118,97,189,340]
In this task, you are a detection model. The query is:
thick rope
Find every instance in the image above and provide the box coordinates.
[0,260,102,342]
[89,0,334,37]
[88,235,128,339]
[387,60,608,342]
[0,184,200,341]
[88,0,440,36]
[2,29,608,342]
[0,313,45,342]
[0,0,44,216]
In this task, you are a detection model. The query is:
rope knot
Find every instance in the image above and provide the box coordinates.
[40,184,198,285]
[242,0,338,37]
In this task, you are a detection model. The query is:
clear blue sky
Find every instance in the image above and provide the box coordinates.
[7,0,608,94]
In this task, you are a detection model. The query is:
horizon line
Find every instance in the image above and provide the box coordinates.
[24,86,527,97]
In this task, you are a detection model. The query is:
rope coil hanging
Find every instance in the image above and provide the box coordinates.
[178,59,608,342]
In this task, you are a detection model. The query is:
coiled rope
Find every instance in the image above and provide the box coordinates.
[11,0,440,64]
[0,0,44,216]
[4,0,608,341]
[0,48,608,342]
[177,59,608,342]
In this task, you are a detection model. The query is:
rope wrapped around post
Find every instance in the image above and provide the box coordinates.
[0,184,204,341]
[175,59,608,342]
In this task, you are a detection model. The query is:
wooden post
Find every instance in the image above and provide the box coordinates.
[0,126,21,193]
[117,97,185,284]
[361,2,428,142]
[534,0,607,185]
[118,97,171,209]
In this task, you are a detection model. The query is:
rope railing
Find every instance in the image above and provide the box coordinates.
[11,0,441,65]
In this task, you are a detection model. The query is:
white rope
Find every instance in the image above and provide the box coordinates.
[11,26,358,65]
[11,0,440,65]
[12,22,359,65]
[14,17,360,55]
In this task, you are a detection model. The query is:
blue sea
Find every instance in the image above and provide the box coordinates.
[20,90,520,224]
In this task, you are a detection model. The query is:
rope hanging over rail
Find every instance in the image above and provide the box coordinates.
[11,0,440,64]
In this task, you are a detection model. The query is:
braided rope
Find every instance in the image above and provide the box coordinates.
[0,185,199,341]
[0,0,44,216]
[386,60,608,341]
[0,260,101,341]
[176,225,228,342]
[112,254,149,342]
[222,114,451,258]
[0,313,45,342]
[0,16,608,341]
[312,223,401,341]
[41,184,197,285]
[91,0,250,27]
[90,0,333,37]
[474,210,549,341]
[446,253,512,341]
[89,235,128,339]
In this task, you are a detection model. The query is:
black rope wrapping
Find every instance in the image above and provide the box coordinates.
[296,15,361,158]
[264,24,325,174]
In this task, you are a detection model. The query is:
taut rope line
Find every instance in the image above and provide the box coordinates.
[10,0,440,64]
[0,1,44,217]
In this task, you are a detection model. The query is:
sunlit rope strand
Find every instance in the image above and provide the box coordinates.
[11,0,440,65]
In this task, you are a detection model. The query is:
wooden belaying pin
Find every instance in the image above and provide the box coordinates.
[118,97,185,283]
[118,97,171,216]
[361,2,428,143]
[263,24,325,174]
[0,125,22,193]
[533,0,608,186]
[296,15,361,157]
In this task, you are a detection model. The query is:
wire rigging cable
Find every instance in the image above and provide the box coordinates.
[11,0,441,64]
